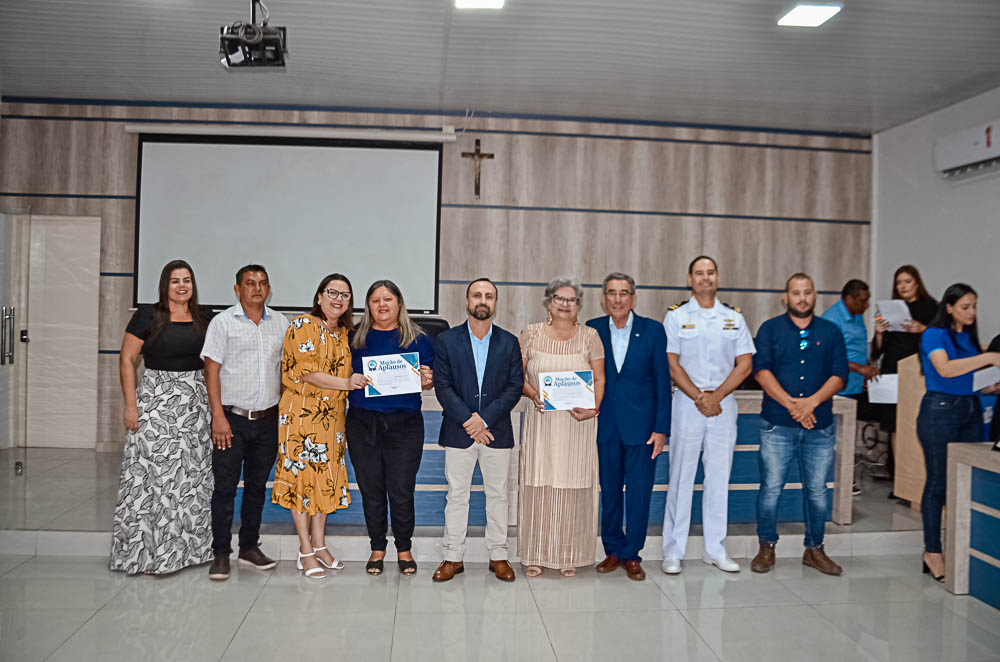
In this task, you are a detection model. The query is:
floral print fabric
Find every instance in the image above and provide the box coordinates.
[272,315,352,515]
[109,369,214,575]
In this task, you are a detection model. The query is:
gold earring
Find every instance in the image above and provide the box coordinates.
[546,310,553,325]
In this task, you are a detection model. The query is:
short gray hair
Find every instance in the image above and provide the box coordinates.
[602,272,635,293]
[543,275,584,308]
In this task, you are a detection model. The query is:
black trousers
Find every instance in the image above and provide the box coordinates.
[211,410,278,556]
[346,408,424,553]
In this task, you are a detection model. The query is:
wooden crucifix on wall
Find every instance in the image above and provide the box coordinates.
[461,139,494,200]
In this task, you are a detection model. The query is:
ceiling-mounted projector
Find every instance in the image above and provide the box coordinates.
[220,0,287,70]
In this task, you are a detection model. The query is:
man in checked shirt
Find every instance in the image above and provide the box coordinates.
[201,264,290,581]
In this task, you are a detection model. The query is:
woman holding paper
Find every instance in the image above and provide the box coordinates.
[272,274,367,578]
[871,266,938,440]
[916,283,1000,581]
[518,276,605,577]
[346,280,434,576]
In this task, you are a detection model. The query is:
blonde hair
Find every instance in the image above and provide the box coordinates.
[352,279,425,350]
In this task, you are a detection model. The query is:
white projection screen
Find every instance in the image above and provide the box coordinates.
[135,135,442,312]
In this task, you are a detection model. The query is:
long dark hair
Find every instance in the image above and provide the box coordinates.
[149,259,207,340]
[352,279,424,350]
[308,273,355,331]
[929,283,980,351]
[892,265,933,302]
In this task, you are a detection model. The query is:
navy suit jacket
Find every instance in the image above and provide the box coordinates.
[433,321,525,449]
[586,314,672,445]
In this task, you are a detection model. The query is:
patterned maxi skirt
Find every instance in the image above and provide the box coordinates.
[109,369,215,575]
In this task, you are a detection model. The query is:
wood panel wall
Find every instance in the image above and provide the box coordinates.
[0,101,871,448]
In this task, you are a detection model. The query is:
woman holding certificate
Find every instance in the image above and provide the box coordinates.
[518,276,605,577]
[272,274,367,578]
[347,280,434,576]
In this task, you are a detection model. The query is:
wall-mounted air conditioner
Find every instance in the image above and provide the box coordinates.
[933,119,1000,181]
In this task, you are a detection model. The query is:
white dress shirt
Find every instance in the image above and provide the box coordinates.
[663,298,756,390]
[200,304,289,410]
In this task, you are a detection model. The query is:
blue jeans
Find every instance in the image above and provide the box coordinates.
[756,420,836,549]
[916,392,983,553]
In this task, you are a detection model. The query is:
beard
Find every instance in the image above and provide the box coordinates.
[787,303,815,319]
[469,305,493,321]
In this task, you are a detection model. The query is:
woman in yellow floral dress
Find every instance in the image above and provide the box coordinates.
[273,273,368,578]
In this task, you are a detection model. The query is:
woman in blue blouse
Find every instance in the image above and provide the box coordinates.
[917,283,1000,581]
[347,280,434,576]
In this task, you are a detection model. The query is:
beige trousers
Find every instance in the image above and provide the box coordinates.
[443,443,512,561]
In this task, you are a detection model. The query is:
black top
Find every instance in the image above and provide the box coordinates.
[989,334,1000,443]
[125,305,212,372]
[871,298,938,374]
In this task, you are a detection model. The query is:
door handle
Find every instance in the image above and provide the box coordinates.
[1,306,6,366]
[6,307,13,364]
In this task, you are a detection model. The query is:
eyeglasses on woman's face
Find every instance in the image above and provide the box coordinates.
[552,295,579,306]
[324,288,351,301]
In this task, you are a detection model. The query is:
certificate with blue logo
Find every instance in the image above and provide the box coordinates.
[363,352,421,397]
[539,370,596,411]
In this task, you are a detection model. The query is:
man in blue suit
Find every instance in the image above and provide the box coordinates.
[432,278,525,583]
[586,272,671,580]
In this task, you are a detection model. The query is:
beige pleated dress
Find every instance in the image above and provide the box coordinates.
[517,322,604,569]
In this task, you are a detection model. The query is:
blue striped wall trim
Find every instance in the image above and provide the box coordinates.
[972,467,1000,512]
[100,272,133,277]
[440,280,842,296]
[98,349,120,355]
[0,192,134,200]
[1,113,867,155]
[1,96,872,140]
[969,556,1000,611]
[440,202,871,226]
[971,510,1000,562]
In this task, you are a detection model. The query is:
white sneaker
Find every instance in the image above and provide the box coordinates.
[661,558,682,574]
[703,556,740,573]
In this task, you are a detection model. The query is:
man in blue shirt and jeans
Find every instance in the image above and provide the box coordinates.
[751,273,849,576]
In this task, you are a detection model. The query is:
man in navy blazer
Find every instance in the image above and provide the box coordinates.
[586,272,671,581]
[432,278,525,583]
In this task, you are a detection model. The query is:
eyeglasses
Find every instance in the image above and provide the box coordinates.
[605,290,634,299]
[552,295,579,306]
[324,288,351,301]
[799,328,810,351]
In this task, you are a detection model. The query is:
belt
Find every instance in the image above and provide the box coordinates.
[223,404,278,421]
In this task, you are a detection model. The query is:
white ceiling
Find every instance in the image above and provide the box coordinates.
[1,0,999,133]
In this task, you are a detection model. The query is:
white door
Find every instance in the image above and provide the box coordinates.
[0,213,30,449]
[25,215,101,448]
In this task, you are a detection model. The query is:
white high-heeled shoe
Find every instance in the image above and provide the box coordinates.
[297,551,327,578]
[313,546,345,570]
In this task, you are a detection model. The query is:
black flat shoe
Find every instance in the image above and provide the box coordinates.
[366,559,384,576]
[398,559,417,575]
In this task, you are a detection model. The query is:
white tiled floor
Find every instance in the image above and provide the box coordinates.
[1,554,998,662]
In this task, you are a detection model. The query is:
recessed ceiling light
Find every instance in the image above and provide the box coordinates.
[777,4,842,27]
[455,0,505,8]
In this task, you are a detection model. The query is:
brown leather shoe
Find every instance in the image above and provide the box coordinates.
[432,560,464,582]
[238,547,277,570]
[751,542,776,573]
[803,546,843,576]
[489,560,516,582]
[596,555,621,573]
[623,559,645,581]
[208,555,230,581]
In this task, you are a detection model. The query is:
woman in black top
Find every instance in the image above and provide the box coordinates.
[872,265,938,426]
[110,260,215,575]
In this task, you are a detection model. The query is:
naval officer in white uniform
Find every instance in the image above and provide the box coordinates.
[662,256,755,574]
